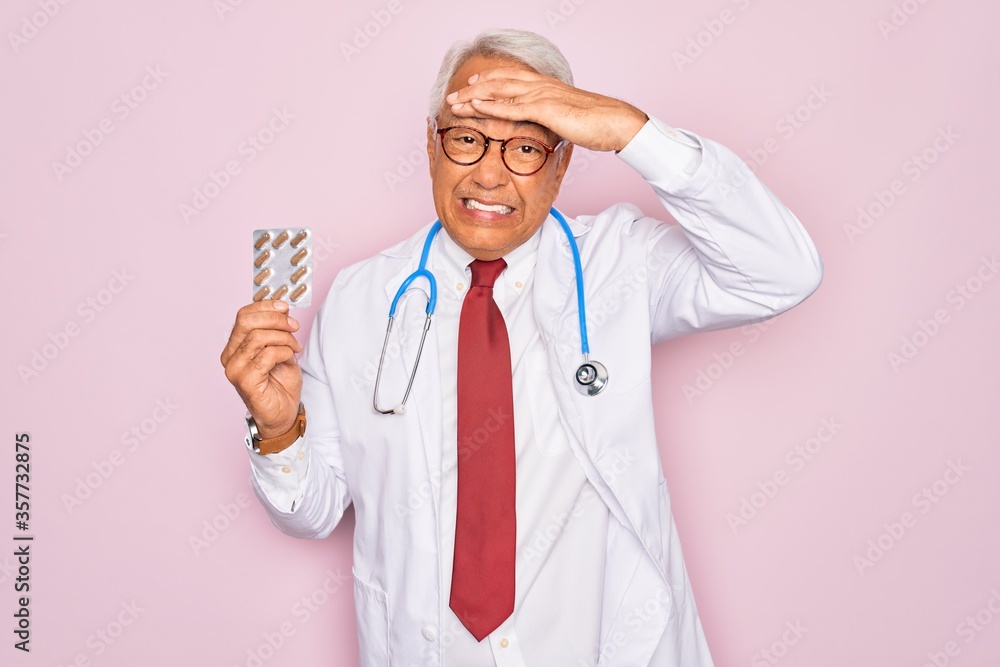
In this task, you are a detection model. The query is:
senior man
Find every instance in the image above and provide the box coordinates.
[222,28,822,667]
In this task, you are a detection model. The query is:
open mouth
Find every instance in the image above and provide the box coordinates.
[461,198,515,215]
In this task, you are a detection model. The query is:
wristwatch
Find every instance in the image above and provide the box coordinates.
[245,403,306,455]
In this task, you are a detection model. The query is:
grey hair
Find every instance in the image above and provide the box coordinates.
[427,29,574,122]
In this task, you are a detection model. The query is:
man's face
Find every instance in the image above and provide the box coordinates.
[426,55,573,261]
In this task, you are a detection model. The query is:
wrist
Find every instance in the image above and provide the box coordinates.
[615,107,650,153]
[257,418,297,440]
[245,404,307,455]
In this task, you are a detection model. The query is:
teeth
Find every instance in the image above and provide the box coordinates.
[465,199,512,214]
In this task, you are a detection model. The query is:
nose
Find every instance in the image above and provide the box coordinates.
[469,140,510,189]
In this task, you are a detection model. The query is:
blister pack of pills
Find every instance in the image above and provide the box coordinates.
[252,227,312,308]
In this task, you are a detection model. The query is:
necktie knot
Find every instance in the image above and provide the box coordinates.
[469,258,507,288]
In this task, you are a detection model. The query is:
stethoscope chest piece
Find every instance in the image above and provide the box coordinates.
[575,359,609,396]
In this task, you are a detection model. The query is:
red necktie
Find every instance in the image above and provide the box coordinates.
[450,258,516,641]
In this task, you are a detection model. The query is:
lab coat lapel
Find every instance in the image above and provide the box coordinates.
[533,213,631,531]
[382,222,444,520]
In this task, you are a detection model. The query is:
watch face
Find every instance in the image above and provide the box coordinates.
[245,416,260,453]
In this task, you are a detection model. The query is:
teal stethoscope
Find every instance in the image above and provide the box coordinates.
[372,207,608,415]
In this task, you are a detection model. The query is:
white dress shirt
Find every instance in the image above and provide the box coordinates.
[247,117,705,666]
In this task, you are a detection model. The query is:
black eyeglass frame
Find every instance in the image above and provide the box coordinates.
[435,125,566,176]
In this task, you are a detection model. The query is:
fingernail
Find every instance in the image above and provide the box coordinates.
[273,300,288,311]
[287,317,299,329]
[446,92,457,102]
[468,74,479,83]
[452,102,464,110]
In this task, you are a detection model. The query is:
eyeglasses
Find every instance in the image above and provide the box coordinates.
[436,125,564,176]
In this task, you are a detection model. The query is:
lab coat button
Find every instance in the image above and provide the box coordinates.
[500,637,509,648]
[421,626,436,642]
[280,466,292,473]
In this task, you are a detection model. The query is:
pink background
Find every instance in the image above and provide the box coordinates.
[2,0,998,665]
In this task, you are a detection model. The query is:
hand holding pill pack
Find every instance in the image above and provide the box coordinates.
[252,227,312,308]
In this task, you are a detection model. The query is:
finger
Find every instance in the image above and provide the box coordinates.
[465,66,544,85]
[238,299,289,318]
[225,341,299,390]
[221,305,301,366]
[451,97,531,123]
[446,78,539,107]
[251,345,298,377]
[235,329,303,363]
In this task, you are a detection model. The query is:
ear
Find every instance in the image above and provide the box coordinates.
[538,143,574,206]
[554,143,574,184]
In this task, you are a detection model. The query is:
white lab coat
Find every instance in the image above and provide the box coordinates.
[249,121,824,667]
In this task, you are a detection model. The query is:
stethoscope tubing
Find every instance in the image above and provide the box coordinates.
[373,207,605,415]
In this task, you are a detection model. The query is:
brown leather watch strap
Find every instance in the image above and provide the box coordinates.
[252,404,307,455]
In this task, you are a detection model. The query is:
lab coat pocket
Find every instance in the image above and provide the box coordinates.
[352,567,390,666]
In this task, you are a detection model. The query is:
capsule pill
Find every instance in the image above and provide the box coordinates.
[271,285,289,300]
[290,248,308,266]
[290,284,308,302]
[254,268,272,286]
[253,286,270,301]
[254,250,271,268]
[290,266,308,284]
[290,230,308,248]
[254,232,271,249]
[272,230,290,248]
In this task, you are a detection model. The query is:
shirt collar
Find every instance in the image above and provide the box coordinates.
[435,222,541,297]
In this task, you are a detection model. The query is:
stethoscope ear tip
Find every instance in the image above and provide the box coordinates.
[393,404,406,415]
